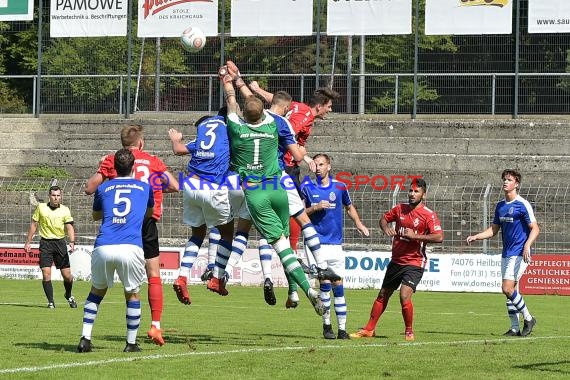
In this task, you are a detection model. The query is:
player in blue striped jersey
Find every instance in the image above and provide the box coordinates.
[301,153,369,339]
[78,149,154,353]
[467,169,539,337]
[168,108,237,301]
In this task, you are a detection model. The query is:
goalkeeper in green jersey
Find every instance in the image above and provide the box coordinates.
[218,66,325,316]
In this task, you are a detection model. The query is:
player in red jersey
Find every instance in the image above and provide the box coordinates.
[350,178,443,341]
[249,82,339,285]
[85,125,179,346]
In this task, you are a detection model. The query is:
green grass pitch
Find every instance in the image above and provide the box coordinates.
[0,278,569,379]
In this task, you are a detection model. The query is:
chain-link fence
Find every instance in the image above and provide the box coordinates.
[2,0,570,116]
[2,178,568,255]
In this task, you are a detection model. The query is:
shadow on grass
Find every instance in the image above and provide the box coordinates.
[14,341,79,353]
[513,360,570,375]
[0,303,49,309]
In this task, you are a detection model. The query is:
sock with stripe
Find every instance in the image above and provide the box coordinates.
[508,290,532,321]
[179,236,203,279]
[273,238,310,295]
[258,238,274,281]
[320,282,332,325]
[220,232,248,278]
[81,292,103,340]
[333,283,347,331]
[126,299,141,344]
[301,223,326,268]
[506,299,520,332]
[207,228,220,270]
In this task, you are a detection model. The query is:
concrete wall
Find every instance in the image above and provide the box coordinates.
[1,115,568,185]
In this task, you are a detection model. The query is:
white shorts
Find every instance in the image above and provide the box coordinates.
[306,244,345,278]
[501,256,529,282]
[183,177,233,228]
[228,189,251,220]
[282,171,305,217]
[91,244,146,293]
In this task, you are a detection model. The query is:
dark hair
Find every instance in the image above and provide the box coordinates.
[217,105,228,120]
[411,178,427,192]
[308,87,339,108]
[120,125,143,148]
[48,186,61,195]
[194,115,211,127]
[114,148,135,177]
[501,169,521,184]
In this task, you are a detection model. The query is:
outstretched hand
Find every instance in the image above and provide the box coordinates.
[218,66,232,83]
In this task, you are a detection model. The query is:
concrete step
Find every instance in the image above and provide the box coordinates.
[3,130,568,157]
[311,119,570,139]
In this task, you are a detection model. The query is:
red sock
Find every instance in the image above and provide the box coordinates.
[148,277,163,323]
[288,216,301,253]
[401,300,414,332]
[364,296,388,331]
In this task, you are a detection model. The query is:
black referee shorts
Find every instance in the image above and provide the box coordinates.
[39,239,70,269]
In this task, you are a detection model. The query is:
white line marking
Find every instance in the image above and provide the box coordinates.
[1,335,569,374]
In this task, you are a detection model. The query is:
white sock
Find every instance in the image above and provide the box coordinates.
[259,238,273,281]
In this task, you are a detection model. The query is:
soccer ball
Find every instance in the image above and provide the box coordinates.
[180,27,206,53]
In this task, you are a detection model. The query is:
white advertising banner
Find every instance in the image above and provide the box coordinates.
[343,251,502,293]
[50,0,128,37]
[138,0,218,38]
[327,0,412,36]
[0,243,502,293]
[230,0,313,37]
[528,0,570,34]
[425,0,512,35]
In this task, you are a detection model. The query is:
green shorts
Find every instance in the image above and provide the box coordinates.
[244,185,290,243]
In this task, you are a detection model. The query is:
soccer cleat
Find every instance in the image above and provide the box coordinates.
[263,278,276,306]
[405,331,415,341]
[349,329,375,338]
[520,317,536,337]
[503,329,521,337]
[47,302,55,309]
[285,291,299,309]
[323,324,336,340]
[200,268,214,282]
[316,267,342,282]
[147,326,165,346]
[207,277,229,296]
[77,336,93,353]
[337,330,350,340]
[66,295,78,308]
[173,277,191,305]
[123,342,141,352]
[309,292,325,316]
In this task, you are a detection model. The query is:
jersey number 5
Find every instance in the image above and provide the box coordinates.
[113,189,132,217]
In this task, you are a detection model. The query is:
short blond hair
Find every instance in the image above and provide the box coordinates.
[120,125,143,148]
[243,96,264,123]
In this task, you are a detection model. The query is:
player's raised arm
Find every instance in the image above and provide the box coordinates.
[219,66,238,115]
[249,80,274,103]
